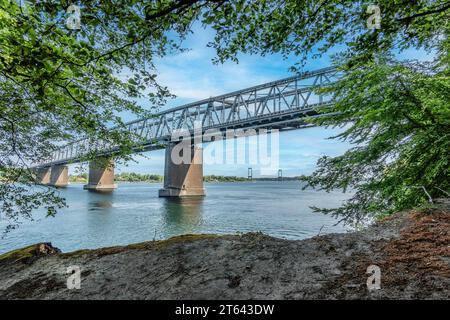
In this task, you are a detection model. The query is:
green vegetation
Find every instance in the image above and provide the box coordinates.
[204,176,302,182]
[256,176,301,181]
[68,173,305,183]
[0,243,59,264]
[204,175,248,182]
[69,173,253,183]
[0,0,183,232]
[69,173,88,183]
[69,172,162,183]
[60,234,220,258]
[302,59,449,225]
[0,244,38,263]
[115,172,163,183]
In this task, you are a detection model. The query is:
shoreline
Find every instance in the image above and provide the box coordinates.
[68,177,303,184]
[1,204,448,299]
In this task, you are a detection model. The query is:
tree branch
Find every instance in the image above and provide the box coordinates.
[145,0,202,21]
[397,2,450,23]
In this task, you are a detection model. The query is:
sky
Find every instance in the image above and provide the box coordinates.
[70,24,433,178]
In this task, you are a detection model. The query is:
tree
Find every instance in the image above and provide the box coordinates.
[1,0,449,230]
[304,58,449,224]
[0,0,196,231]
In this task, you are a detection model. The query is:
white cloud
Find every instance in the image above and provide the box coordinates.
[152,25,287,106]
[155,53,274,103]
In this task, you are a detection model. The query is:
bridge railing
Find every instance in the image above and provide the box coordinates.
[34,67,339,167]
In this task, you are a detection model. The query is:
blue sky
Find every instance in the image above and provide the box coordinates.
[71,24,433,178]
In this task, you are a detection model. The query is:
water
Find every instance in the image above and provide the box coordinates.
[0,181,351,254]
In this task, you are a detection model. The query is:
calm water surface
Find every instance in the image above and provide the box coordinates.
[0,181,351,254]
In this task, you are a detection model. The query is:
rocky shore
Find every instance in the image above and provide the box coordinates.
[0,205,449,299]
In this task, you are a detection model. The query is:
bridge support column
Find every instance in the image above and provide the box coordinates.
[159,144,205,197]
[48,165,69,187]
[34,167,51,185]
[84,158,117,192]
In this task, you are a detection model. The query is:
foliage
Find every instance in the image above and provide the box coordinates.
[303,58,450,224]
[68,173,87,183]
[198,1,449,67]
[0,0,196,231]
[70,172,163,183]
[115,172,163,182]
[203,175,247,182]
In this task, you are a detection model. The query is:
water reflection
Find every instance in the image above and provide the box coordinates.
[85,191,115,234]
[88,200,113,211]
[160,197,204,236]
[87,191,114,213]
[86,189,115,194]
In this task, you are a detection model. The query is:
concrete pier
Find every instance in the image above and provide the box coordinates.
[159,144,205,197]
[48,165,69,187]
[84,158,117,192]
[34,167,51,185]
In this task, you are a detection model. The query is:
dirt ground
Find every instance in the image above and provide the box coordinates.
[0,205,449,300]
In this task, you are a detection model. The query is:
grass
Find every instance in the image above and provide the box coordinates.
[61,234,220,258]
[0,244,41,264]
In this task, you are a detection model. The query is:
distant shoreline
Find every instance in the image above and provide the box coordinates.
[69,173,303,184]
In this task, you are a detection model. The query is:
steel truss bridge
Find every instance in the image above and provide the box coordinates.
[36,67,338,168]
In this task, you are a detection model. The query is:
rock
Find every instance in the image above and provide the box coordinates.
[37,243,61,256]
[0,242,61,266]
